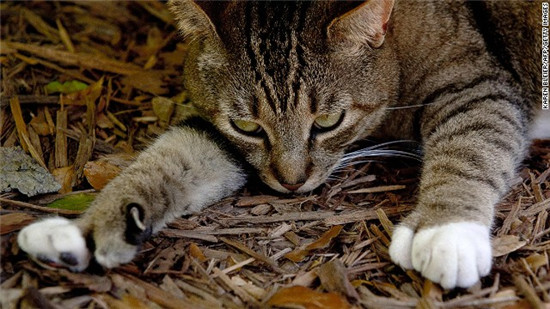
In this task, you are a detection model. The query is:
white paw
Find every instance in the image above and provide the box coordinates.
[390,222,492,289]
[389,226,414,269]
[17,217,90,272]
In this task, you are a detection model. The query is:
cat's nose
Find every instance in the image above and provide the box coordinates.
[281,182,304,191]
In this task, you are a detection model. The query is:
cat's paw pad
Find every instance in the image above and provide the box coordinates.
[412,222,491,289]
[17,217,90,272]
[388,226,414,269]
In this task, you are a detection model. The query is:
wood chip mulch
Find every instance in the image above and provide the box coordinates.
[1,2,549,308]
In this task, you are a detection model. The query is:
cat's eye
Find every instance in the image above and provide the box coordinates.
[231,119,264,136]
[313,111,345,132]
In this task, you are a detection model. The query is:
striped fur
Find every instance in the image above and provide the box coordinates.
[168,0,543,287]
[18,0,545,288]
[172,0,541,202]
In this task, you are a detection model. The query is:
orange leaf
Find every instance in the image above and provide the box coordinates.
[52,166,75,194]
[84,160,122,191]
[285,225,343,262]
[188,243,207,262]
[266,286,350,309]
[0,213,36,235]
[63,76,104,106]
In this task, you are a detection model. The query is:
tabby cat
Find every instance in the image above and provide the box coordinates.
[18,0,546,289]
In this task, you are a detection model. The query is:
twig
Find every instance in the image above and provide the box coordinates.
[160,229,218,243]
[122,274,196,309]
[0,96,59,108]
[222,211,335,225]
[220,237,284,274]
[212,258,255,278]
[348,184,406,194]
[2,41,145,75]
[212,267,259,306]
[513,275,544,309]
[0,197,82,216]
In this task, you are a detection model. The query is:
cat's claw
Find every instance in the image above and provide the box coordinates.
[17,217,90,272]
[389,222,492,289]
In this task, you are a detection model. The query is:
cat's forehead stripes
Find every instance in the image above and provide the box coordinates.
[243,2,310,115]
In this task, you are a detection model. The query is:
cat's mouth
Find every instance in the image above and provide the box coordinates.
[266,180,321,194]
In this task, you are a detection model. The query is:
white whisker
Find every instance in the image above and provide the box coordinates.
[385,101,442,110]
[329,140,422,180]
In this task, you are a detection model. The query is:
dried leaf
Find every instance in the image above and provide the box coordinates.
[266,286,351,309]
[171,100,200,125]
[83,161,121,190]
[250,204,272,216]
[124,274,196,309]
[188,243,207,263]
[159,276,186,299]
[145,27,164,57]
[236,195,279,207]
[212,268,259,305]
[3,41,143,75]
[285,225,343,262]
[95,294,150,309]
[63,77,103,105]
[152,97,174,127]
[0,213,35,235]
[96,113,114,129]
[160,43,188,67]
[525,254,547,272]
[75,15,121,45]
[21,8,59,42]
[145,240,186,274]
[29,110,51,136]
[59,270,112,292]
[230,275,266,300]
[120,71,167,95]
[492,235,527,257]
[52,166,74,194]
[0,289,25,309]
[291,268,318,287]
[83,154,134,190]
[318,259,359,300]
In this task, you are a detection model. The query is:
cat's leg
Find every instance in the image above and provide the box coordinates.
[389,84,530,289]
[18,124,246,271]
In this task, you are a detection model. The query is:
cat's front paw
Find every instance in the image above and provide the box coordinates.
[17,217,91,272]
[389,222,492,289]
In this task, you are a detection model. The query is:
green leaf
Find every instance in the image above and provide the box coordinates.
[46,193,96,211]
[44,80,89,95]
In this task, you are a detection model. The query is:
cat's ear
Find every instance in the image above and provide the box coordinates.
[327,0,395,49]
[168,0,223,43]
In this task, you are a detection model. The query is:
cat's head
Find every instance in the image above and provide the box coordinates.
[169,0,398,193]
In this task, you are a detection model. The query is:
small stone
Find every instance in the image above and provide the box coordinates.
[0,147,61,197]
